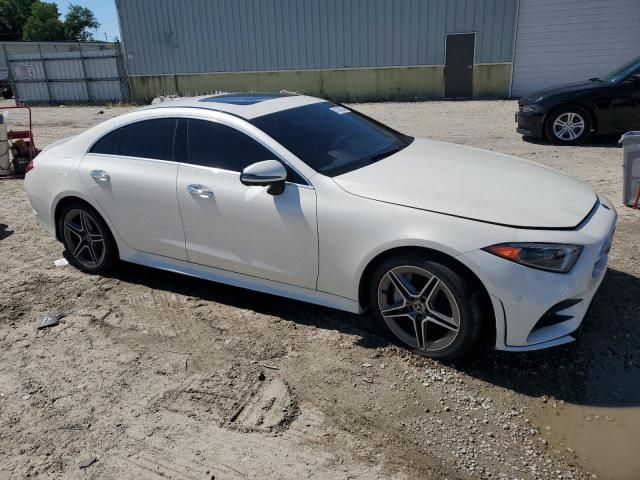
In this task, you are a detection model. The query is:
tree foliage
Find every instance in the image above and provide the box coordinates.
[0,0,36,41]
[2,0,100,42]
[63,3,99,41]
[22,1,63,41]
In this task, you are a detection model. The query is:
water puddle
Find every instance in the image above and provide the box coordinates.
[535,404,640,480]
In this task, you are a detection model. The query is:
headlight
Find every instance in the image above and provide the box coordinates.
[483,243,583,273]
[520,104,544,113]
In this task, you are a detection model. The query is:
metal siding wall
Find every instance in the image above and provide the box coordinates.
[512,0,640,97]
[117,0,517,76]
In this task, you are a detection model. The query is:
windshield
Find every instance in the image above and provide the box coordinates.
[250,102,413,177]
[601,56,640,82]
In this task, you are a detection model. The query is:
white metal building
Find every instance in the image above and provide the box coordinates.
[511,0,640,96]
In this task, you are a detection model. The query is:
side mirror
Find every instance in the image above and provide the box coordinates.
[240,160,287,195]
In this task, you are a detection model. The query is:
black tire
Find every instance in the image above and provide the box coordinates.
[545,105,592,145]
[1,87,12,99]
[57,202,118,273]
[369,254,483,360]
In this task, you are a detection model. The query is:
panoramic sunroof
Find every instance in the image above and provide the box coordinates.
[200,92,296,105]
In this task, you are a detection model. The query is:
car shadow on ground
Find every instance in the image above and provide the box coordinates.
[0,223,13,241]
[106,261,389,349]
[523,133,621,148]
[454,268,640,408]
[106,262,639,408]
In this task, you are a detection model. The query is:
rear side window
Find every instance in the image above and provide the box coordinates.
[120,118,177,161]
[90,128,121,155]
[187,119,306,184]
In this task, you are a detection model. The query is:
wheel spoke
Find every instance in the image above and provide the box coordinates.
[426,312,459,332]
[64,221,84,237]
[417,276,439,300]
[381,298,412,318]
[72,240,85,257]
[79,212,89,233]
[387,271,415,302]
[86,242,99,265]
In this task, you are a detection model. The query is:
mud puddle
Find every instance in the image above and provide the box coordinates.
[536,404,640,480]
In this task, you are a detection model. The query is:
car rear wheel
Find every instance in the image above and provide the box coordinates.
[58,203,117,273]
[369,255,483,360]
[545,106,591,145]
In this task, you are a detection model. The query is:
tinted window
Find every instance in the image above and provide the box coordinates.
[120,118,177,161]
[187,119,306,184]
[250,102,413,177]
[90,128,121,155]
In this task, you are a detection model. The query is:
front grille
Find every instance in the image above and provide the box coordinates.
[533,298,583,331]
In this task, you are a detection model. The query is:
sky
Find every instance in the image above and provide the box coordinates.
[54,0,120,42]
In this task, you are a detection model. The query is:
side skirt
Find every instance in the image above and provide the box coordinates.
[121,249,363,314]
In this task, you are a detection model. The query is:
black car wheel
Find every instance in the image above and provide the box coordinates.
[58,202,117,273]
[545,106,592,145]
[1,87,12,99]
[369,254,484,360]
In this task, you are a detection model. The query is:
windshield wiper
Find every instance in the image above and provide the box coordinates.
[589,77,602,82]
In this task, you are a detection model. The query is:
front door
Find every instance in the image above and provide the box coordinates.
[444,33,475,99]
[594,78,640,133]
[176,118,318,289]
[79,117,187,261]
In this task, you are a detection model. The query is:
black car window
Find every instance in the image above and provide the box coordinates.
[89,128,121,155]
[602,56,640,83]
[119,118,177,161]
[250,102,413,177]
[187,119,306,184]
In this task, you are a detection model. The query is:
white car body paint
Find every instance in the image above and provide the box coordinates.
[24,94,617,352]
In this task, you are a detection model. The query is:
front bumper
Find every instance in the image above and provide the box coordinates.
[459,198,617,351]
[515,109,544,138]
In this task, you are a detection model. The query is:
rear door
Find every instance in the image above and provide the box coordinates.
[176,118,318,289]
[79,118,187,260]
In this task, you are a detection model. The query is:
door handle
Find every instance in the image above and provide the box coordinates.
[90,170,110,182]
[187,184,215,199]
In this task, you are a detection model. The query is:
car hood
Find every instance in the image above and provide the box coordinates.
[332,138,597,229]
[520,80,607,103]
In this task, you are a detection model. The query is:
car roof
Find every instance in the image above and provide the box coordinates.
[142,92,326,120]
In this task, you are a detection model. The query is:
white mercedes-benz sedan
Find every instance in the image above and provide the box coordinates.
[25,93,617,359]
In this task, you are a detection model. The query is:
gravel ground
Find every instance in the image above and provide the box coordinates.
[0,99,639,479]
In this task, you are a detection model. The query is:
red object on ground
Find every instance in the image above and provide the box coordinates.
[633,186,640,209]
[1,104,38,178]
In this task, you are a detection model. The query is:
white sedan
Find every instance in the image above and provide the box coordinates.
[24,93,617,359]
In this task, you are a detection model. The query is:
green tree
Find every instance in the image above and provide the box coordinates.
[63,3,99,41]
[22,1,64,41]
[0,0,36,41]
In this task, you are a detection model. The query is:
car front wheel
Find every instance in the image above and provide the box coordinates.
[369,255,483,360]
[59,203,117,273]
[545,106,591,145]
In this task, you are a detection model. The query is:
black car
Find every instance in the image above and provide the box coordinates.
[516,56,640,145]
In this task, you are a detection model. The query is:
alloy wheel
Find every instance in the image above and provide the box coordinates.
[377,265,461,353]
[62,209,106,269]
[552,112,585,141]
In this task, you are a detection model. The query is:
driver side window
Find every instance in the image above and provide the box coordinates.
[186,119,306,185]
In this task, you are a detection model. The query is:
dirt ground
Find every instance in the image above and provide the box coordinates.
[0,99,639,480]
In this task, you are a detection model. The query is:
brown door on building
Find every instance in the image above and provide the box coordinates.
[444,33,475,98]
